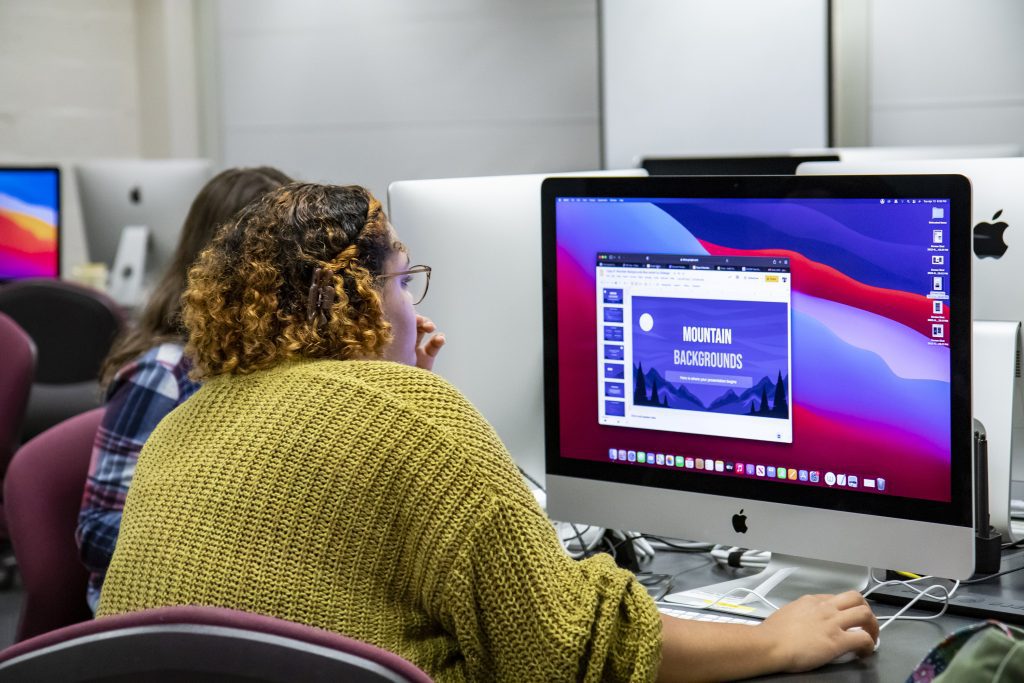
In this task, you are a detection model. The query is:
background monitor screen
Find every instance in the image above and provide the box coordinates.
[0,167,60,280]
[542,175,974,579]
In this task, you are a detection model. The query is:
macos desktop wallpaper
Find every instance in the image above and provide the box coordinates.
[0,170,59,279]
[555,197,953,502]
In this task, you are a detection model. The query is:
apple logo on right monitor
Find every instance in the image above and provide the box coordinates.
[974,210,1009,259]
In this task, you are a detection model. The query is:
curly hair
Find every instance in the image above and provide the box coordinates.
[182,183,399,379]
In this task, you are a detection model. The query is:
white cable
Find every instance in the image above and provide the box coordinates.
[863,572,958,631]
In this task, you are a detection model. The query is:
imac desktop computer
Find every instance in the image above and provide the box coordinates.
[541,174,975,618]
[75,159,213,305]
[0,166,61,280]
[387,169,646,488]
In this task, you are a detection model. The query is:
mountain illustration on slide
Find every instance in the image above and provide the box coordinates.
[633,363,789,419]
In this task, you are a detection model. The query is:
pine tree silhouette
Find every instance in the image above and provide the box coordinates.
[758,384,771,415]
[772,371,789,418]
[634,363,648,404]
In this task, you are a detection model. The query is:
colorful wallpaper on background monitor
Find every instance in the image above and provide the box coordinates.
[555,198,953,502]
[0,169,60,279]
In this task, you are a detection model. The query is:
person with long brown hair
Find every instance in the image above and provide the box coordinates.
[97,183,875,682]
[76,166,292,612]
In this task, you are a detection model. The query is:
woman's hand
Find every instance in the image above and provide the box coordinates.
[415,315,446,371]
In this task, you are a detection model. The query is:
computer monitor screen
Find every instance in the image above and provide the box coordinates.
[387,169,646,487]
[541,174,975,582]
[642,154,839,176]
[75,159,213,275]
[0,167,60,280]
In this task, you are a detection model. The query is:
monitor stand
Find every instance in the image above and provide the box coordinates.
[974,320,1023,543]
[662,555,870,619]
[108,225,150,308]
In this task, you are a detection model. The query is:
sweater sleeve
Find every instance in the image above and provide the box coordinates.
[438,496,662,682]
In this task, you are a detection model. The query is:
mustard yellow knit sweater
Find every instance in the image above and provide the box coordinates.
[98,359,661,682]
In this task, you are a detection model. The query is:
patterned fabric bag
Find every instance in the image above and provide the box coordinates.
[908,620,1024,682]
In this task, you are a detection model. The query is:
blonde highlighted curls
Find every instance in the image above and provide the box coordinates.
[182,183,399,379]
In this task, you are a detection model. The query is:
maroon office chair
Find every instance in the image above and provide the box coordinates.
[0,312,36,589]
[0,605,434,682]
[4,408,103,641]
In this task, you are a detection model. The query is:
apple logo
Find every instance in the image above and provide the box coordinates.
[129,186,142,204]
[731,509,748,534]
[974,210,1008,259]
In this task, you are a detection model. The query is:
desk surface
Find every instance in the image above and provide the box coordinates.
[646,550,986,681]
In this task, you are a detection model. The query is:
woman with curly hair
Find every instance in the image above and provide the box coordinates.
[76,166,292,612]
[97,183,876,682]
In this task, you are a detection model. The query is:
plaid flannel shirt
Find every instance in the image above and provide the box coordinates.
[76,343,199,611]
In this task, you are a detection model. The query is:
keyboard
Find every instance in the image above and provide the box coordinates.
[658,604,761,626]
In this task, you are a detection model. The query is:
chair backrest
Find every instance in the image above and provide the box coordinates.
[0,312,35,478]
[0,605,434,682]
[0,279,124,384]
[4,408,103,641]
[0,279,124,440]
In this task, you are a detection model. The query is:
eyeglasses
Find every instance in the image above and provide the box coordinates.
[378,264,431,305]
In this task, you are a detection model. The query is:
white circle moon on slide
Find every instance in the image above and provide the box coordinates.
[638,313,654,332]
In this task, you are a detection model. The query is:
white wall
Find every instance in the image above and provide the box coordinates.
[600,0,830,168]
[0,0,141,158]
[207,0,602,200]
[838,0,1024,149]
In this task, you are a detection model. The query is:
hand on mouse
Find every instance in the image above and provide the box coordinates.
[760,591,879,672]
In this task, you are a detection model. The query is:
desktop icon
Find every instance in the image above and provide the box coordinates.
[848,476,859,488]
[756,465,766,477]
[931,254,945,265]
[837,474,847,486]
[932,229,944,243]
[877,478,886,491]
[824,472,836,486]
[809,470,820,483]
[932,207,945,220]
[932,300,944,315]
[787,469,798,481]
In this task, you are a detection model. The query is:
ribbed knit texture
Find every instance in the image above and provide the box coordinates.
[98,359,661,682]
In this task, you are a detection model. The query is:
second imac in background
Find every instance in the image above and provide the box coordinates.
[75,159,213,308]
